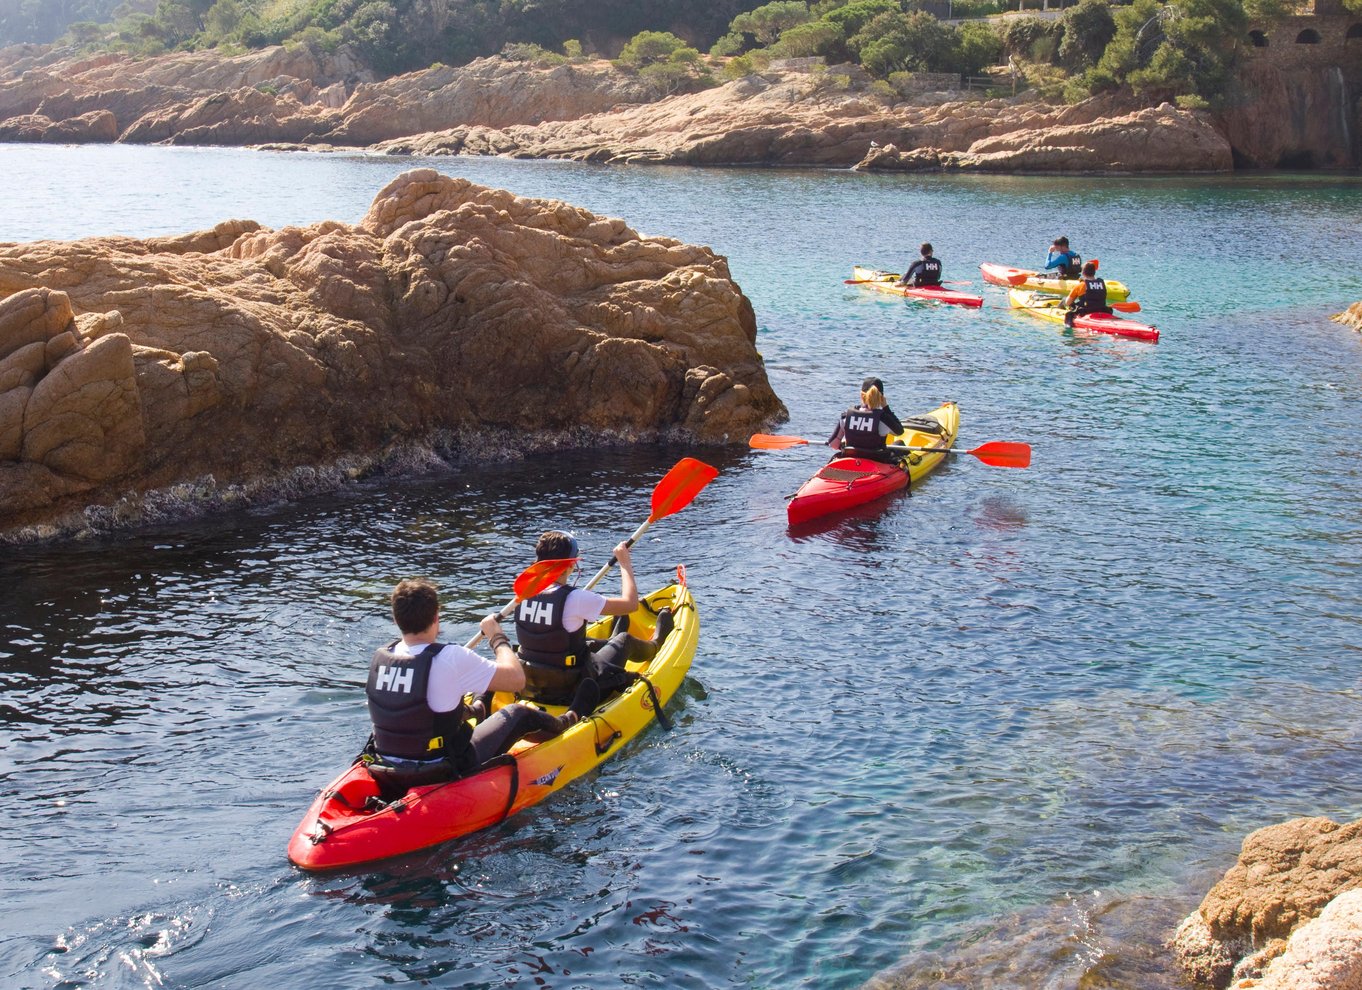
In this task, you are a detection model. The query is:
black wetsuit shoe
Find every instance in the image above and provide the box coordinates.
[568,677,600,718]
[651,608,674,645]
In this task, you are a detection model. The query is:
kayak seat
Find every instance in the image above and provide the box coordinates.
[898,416,945,436]
[817,466,872,483]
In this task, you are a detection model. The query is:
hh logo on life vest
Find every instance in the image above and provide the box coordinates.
[375,665,414,693]
[519,600,555,624]
[848,415,874,432]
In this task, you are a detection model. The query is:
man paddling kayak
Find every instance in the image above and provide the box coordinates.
[1063,261,1113,327]
[515,531,673,705]
[826,377,907,464]
[896,242,943,287]
[1041,236,1082,279]
[364,579,586,797]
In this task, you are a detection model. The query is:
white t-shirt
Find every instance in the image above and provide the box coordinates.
[391,640,496,713]
[551,586,609,633]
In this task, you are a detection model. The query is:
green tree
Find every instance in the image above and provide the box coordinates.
[769,18,842,57]
[731,1,812,44]
[617,29,691,67]
[849,10,957,76]
[957,20,1002,75]
[1058,0,1115,70]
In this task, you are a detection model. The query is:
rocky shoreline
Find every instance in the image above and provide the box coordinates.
[0,169,785,542]
[0,43,1271,173]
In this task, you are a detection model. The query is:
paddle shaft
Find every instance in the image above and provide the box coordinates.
[465,598,520,650]
[584,519,649,590]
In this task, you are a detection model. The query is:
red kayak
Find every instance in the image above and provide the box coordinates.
[787,402,959,526]
[850,266,983,308]
[1008,289,1159,342]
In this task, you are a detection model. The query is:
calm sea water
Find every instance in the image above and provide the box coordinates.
[1,145,1361,990]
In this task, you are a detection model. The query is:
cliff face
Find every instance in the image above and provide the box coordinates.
[0,170,785,540]
[1222,62,1360,168]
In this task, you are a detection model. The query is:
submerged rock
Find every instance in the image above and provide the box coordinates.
[1169,817,1362,988]
[0,170,785,540]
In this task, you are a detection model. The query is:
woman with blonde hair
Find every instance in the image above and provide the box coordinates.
[825,376,906,464]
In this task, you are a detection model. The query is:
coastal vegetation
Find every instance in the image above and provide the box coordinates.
[1,0,1345,106]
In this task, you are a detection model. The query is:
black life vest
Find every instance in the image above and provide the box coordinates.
[913,257,943,286]
[365,641,474,767]
[841,406,887,451]
[1076,276,1107,310]
[1061,252,1083,278]
[515,584,590,670]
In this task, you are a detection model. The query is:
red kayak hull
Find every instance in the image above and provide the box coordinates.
[1069,311,1160,342]
[851,266,983,307]
[787,457,907,526]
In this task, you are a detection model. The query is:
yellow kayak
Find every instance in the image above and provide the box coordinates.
[980,262,1131,302]
[288,580,697,870]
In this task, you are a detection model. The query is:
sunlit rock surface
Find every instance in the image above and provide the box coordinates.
[0,169,784,540]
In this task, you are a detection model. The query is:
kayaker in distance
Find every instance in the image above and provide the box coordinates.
[1041,236,1083,279]
[364,578,592,798]
[515,530,674,706]
[1063,261,1113,327]
[896,243,943,287]
[826,376,906,464]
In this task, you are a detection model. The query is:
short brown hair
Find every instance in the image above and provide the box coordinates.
[391,579,439,634]
[1082,261,1098,277]
[535,531,577,561]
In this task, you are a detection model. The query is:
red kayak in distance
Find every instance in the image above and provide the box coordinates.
[1007,289,1159,342]
[849,266,984,308]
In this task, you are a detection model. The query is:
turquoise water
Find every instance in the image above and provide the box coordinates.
[1,145,1361,989]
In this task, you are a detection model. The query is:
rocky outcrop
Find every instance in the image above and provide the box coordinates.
[852,102,1233,173]
[0,170,784,540]
[0,46,651,148]
[377,75,1233,171]
[0,44,1234,170]
[1170,818,1362,988]
[1334,302,1362,331]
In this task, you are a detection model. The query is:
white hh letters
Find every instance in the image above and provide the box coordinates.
[376,664,415,693]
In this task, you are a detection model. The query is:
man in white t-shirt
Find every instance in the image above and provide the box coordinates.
[364,578,591,793]
[512,531,673,705]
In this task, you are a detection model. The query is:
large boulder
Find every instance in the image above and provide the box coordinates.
[1170,818,1362,988]
[0,170,784,539]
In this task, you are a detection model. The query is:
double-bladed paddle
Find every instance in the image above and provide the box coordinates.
[749,433,1031,469]
[464,556,578,649]
[584,457,720,590]
[844,277,975,286]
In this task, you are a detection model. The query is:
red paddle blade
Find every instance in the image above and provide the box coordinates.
[649,457,719,521]
[512,557,577,600]
[1111,301,1142,313]
[749,433,811,450]
[968,441,1031,468]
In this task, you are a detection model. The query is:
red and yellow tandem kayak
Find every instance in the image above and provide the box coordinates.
[850,266,984,308]
[786,401,959,526]
[1007,289,1159,342]
[287,582,697,871]
[980,262,1131,303]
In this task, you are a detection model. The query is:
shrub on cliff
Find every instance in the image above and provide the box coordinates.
[1057,0,1115,71]
[730,1,814,44]
[1067,0,1247,104]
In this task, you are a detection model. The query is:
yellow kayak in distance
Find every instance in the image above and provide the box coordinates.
[980,262,1131,303]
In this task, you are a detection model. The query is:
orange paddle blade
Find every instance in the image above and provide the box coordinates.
[968,441,1031,468]
[649,457,719,522]
[512,557,577,600]
[1111,301,1142,313]
[1005,271,1030,285]
[749,434,811,449]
